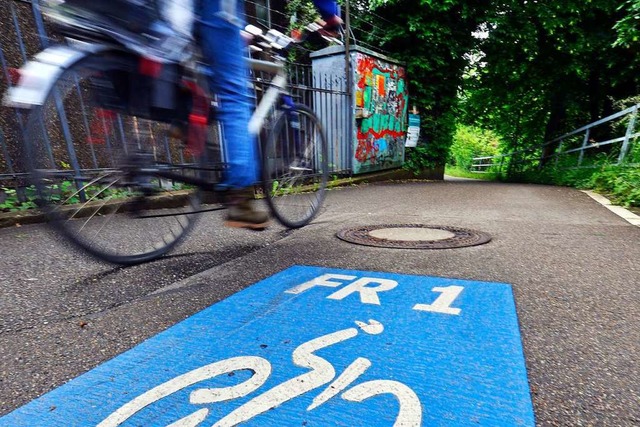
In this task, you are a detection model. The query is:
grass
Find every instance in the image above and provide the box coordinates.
[445,165,501,181]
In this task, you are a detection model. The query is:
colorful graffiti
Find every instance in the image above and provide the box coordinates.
[354,53,408,172]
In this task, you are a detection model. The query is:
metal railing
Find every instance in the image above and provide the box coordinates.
[0,0,49,186]
[470,104,640,174]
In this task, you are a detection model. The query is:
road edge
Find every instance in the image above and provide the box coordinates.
[581,190,640,227]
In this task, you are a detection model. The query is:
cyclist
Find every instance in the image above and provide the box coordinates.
[196,0,341,230]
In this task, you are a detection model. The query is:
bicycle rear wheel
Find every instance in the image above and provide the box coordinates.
[23,51,203,265]
[261,104,328,228]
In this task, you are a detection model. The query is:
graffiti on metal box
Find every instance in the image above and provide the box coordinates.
[354,53,408,172]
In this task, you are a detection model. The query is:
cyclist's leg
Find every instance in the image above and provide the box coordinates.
[197,1,269,229]
[197,0,258,190]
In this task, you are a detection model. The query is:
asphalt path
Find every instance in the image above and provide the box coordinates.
[0,178,638,426]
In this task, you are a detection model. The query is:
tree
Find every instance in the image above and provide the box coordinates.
[334,1,640,171]
[614,0,640,48]
[350,0,491,169]
[462,0,640,162]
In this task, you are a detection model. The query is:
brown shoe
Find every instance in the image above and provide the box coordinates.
[224,188,270,230]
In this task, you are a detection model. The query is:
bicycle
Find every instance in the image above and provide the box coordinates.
[4,1,331,265]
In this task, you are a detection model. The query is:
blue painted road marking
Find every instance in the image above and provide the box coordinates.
[0,266,535,426]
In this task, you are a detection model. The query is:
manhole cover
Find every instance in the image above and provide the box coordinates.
[336,224,491,249]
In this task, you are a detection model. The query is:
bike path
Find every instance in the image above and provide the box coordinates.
[0,266,534,426]
[1,179,638,426]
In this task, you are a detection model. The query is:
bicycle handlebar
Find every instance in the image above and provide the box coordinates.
[243,20,343,57]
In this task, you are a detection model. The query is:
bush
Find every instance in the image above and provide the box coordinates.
[448,125,501,170]
[403,143,437,176]
[589,166,640,207]
[507,154,640,208]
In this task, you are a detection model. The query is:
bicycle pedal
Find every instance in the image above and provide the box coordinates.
[289,166,312,172]
[289,159,312,172]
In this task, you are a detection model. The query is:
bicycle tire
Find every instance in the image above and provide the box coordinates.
[23,50,203,265]
[261,104,329,228]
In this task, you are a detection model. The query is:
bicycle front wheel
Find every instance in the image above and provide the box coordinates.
[261,104,329,228]
[23,51,202,265]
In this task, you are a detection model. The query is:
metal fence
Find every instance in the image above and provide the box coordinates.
[0,0,50,187]
[282,63,351,174]
[470,104,640,174]
[0,0,350,195]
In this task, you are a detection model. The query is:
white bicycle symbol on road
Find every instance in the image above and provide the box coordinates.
[98,319,422,426]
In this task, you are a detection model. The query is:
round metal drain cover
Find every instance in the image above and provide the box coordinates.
[336,224,491,249]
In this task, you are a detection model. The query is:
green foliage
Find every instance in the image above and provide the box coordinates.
[285,0,330,63]
[589,166,640,207]
[286,0,319,31]
[402,143,437,176]
[448,125,501,170]
[351,0,492,171]
[629,136,640,163]
[607,99,640,143]
[445,165,500,181]
[285,0,639,189]
[271,179,280,194]
[0,187,37,212]
[461,0,640,154]
[614,0,640,48]
[0,181,139,213]
[504,150,640,208]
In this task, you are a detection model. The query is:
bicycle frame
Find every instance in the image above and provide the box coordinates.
[127,57,289,189]
[1,6,330,264]
[247,58,287,135]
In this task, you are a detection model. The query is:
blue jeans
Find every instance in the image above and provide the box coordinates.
[197,0,258,188]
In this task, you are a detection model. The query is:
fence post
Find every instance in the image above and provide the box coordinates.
[344,0,354,174]
[31,0,50,49]
[618,105,638,164]
[0,129,15,177]
[577,128,590,166]
[538,144,546,168]
[554,140,564,168]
